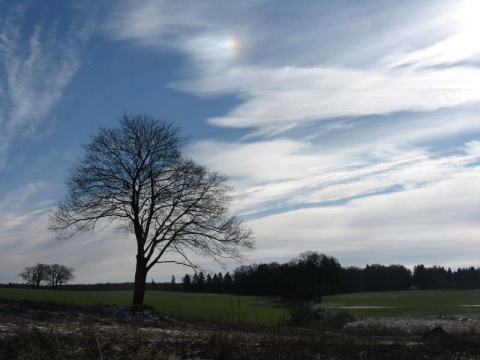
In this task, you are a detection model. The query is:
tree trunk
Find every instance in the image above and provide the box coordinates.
[133,255,147,306]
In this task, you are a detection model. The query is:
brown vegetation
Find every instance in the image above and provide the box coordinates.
[2,299,480,359]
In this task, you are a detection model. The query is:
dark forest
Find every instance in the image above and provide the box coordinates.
[10,251,480,302]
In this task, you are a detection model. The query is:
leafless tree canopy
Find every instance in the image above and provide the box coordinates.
[46,264,75,289]
[19,263,49,289]
[49,114,254,304]
[19,263,75,289]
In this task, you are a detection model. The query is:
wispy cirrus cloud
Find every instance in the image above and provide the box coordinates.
[176,65,480,134]
[101,1,480,270]
[106,1,480,136]
[384,0,480,69]
[107,0,480,219]
[190,138,480,217]
[0,2,95,168]
[249,173,480,268]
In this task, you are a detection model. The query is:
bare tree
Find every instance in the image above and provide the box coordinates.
[49,114,254,305]
[19,267,34,287]
[19,266,35,287]
[46,264,75,289]
[19,263,49,288]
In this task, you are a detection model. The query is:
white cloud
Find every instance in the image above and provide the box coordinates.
[0,3,95,167]
[174,64,480,134]
[190,139,342,182]
[0,182,51,213]
[106,1,480,135]
[189,139,351,214]
[384,0,480,68]
[4,0,471,283]
[105,2,208,42]
[249,174,480,268]
[465,141,480,156]
[190,135,480,217]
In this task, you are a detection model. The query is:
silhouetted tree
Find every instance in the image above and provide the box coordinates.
[293,251,341,301]
[455,267,480,289]
[46,264,75,289]
[19,263,49,288]
[386,264,412,290]
[212,273,224,293]
[192,273,199,292]
[197,272,206,292]
[340,267,365,293]
[413,264,427,289]
[447,268,455,289]
[206,273,213,292]
[414,265,454,290]
[231,252,340,301]
[223,272,233,293]
[182,274,191,292]
[49,114,254,305]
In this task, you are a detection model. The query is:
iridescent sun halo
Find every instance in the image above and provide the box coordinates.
[227,36,238,54]
[218,35,238,58]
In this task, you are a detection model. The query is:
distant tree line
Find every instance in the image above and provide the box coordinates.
[341,264,413,293]
[413,265,480,290]
[181,271,235,294]
[178,253,480,301]
[14,255,480,298]
[19,263,75,289]
[178,251,341,301]
[231,251,341,301]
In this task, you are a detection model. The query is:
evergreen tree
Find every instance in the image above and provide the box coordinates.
[197,272,206,292]
[206,273,213,292]
[223,272,233,294]
[182,274,191,292]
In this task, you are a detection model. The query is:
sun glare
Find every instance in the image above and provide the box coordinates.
[453,0,480,35]
[423,0,480,65]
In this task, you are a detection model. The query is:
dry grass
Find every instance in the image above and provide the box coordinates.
[2,299,480,359]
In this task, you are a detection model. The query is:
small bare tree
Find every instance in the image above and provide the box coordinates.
[49,114,254,305]
[46,264,75,289]
[19,263,49,288]
[19,266,35,287]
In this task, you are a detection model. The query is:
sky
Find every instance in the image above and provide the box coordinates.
[1,0,480,284]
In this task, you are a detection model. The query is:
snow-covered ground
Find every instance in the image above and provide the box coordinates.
[347,315,480,335]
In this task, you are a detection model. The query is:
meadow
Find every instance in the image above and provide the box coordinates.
[0,288,287,326]
[322,289,480,318]
[2,288,480,325]
[4,288,480,359]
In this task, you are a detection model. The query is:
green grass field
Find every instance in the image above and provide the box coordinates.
[3,288,480,325]
[321,289,480,318]
[145,290,287,325]
[0,288,287,326]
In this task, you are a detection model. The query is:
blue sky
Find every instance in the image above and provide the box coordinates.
[1,0,480,284]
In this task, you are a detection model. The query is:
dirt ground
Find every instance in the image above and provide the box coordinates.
[2,299,480,360]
